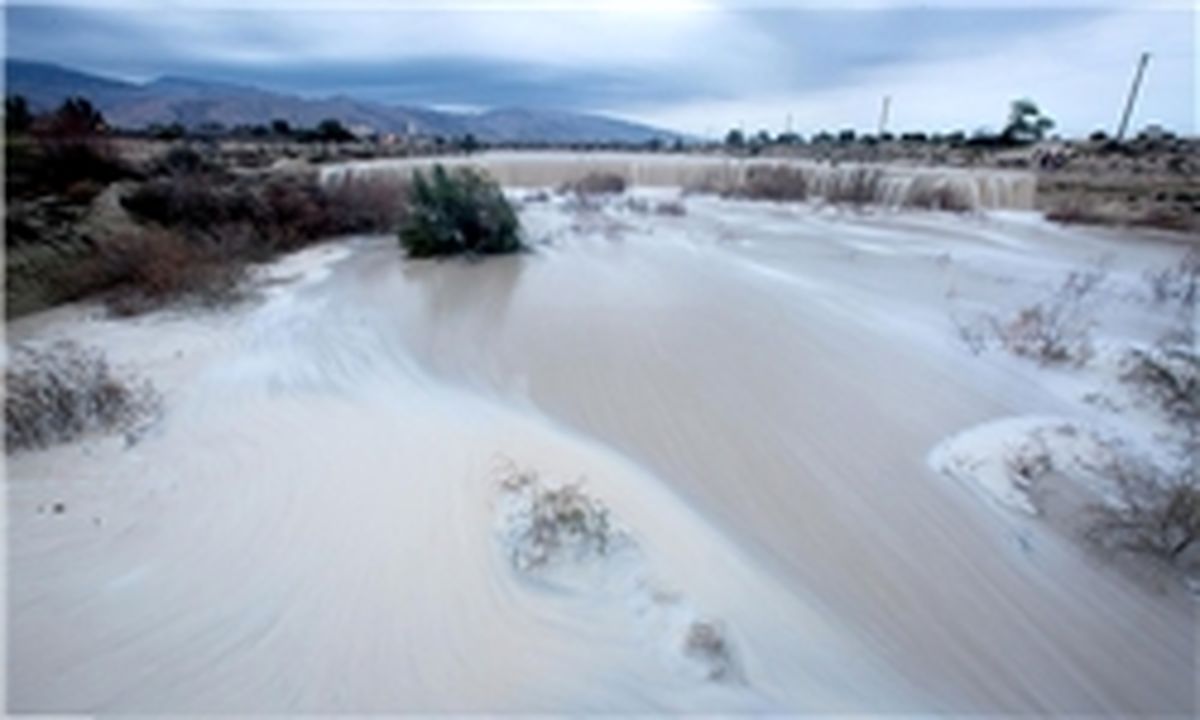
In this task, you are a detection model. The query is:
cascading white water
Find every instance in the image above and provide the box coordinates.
[320,151,1037,211]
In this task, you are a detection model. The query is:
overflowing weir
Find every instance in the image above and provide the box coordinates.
[320,151,1037,211]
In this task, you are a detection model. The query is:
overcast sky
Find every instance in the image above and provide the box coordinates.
[4,1,1195,138]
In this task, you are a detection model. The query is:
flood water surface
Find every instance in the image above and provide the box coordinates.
[7,182,1196,714]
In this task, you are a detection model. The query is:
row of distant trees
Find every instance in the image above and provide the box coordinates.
[723,98,1058,150]
[144,117,358,143]
[8,93,1168,152]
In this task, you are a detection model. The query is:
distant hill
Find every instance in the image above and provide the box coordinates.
[4,59,680,144]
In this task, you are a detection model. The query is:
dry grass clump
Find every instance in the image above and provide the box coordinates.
[5,340,159,452]
[497,467,624,572]
[560,171,628,196]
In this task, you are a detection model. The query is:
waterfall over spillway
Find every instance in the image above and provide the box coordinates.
[320,151,1037,211]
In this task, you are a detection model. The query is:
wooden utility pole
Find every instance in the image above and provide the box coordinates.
[878,95,891,136]
[1116,52,1150,141]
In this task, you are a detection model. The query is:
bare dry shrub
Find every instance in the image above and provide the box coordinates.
[1145,248,1200,308]
[1125,252,1200,424]
[994,269,1105,365]
[498,467,624,572]
[1087,457,1199,565]
[1122,344,1199,425]
[952,268,1106,365]
[5,340,159,452]
[560,172,627,196]
[121,170,405,253]
[68,228,245,315]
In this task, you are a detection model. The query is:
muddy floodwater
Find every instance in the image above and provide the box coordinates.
[7,155,1197,714]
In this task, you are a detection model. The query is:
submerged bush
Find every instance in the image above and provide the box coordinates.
[1087,457,1200,565]
[1122,342,1199,425]
[399,165,521,258]
[493,460,628,574]
[5,341,159,452]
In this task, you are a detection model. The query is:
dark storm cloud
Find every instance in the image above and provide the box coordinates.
[3,2,1192,135]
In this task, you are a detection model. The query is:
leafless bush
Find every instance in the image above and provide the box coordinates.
[969,268,1106,365]
[321,172,410,235]
[5,340,159,452]
[66,228,245,315]
[1122,344,1199,425]
[1087,456,1199,565]
[560,172,627,196]
[121,169,405,252]
[1145,248,1200,309]
[497,468,626,572]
